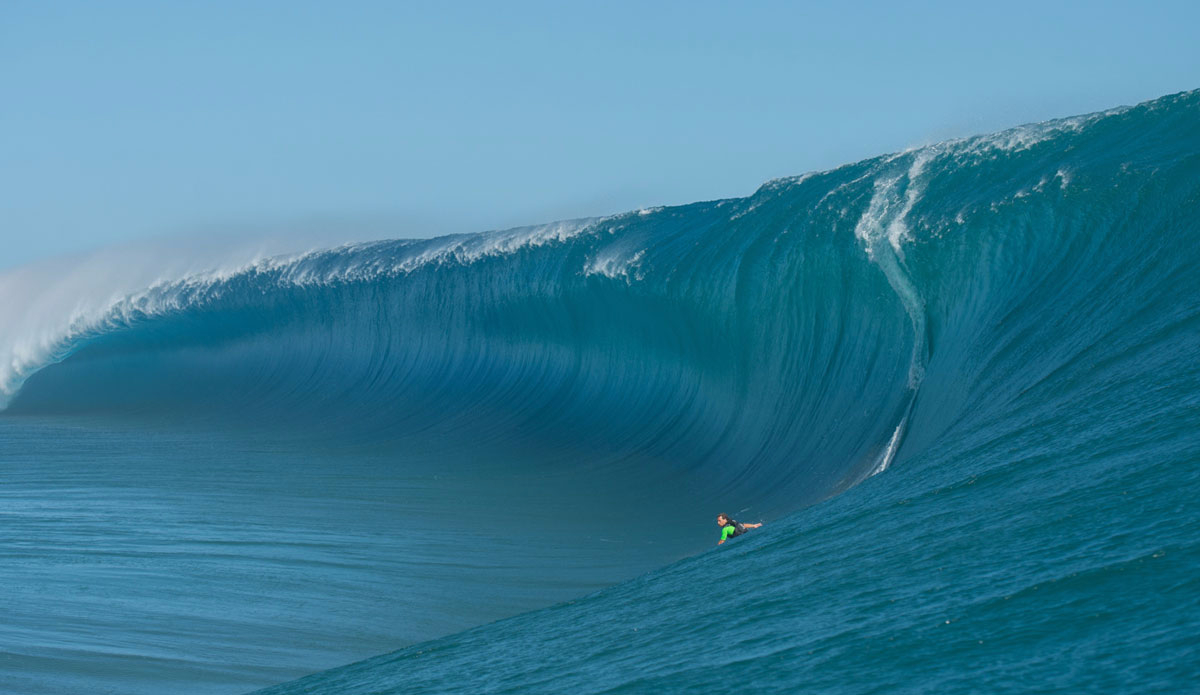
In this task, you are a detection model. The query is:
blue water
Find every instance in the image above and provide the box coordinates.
[2,90,1198,694]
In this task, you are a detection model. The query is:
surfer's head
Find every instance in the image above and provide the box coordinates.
[716,514,730,526]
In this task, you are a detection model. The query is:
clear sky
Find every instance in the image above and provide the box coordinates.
[3,0,1199,269]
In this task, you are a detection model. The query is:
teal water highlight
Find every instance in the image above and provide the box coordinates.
[1,90,1198,694]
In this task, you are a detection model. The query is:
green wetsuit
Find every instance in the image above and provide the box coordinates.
[720,523,740,543]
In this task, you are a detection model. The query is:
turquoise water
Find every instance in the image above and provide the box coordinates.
[0,419,704,694]
[2,90,1199,694]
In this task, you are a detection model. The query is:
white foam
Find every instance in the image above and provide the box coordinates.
[853,154,930,391]
[950,106,1124,157]
[870,419,906,477]
[391,220,597,276]
[854,150,931,260]
[584,249,646,282]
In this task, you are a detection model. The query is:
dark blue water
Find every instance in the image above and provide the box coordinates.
[2,90,1198,694]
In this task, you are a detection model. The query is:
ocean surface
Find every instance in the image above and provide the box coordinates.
[2,90,1198,694]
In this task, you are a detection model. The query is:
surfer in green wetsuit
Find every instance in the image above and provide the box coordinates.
[716,513,762,544]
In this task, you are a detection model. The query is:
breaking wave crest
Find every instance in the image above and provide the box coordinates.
[4,90,1199,510]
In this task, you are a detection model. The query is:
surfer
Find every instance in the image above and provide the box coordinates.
[716,513,762,544]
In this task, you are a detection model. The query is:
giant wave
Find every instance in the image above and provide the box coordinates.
[3,90,1199,694]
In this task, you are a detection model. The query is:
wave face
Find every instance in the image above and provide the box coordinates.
[4,175,930,507]
[10,94,1198,499]
[5,90,1200,693]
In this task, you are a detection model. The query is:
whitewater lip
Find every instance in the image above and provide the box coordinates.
[0,219,600,411]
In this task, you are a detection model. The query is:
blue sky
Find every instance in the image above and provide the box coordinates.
[3,0,1199,269]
